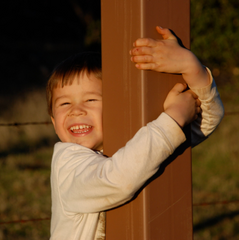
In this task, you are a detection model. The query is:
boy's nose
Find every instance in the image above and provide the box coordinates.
[69,105,87,116]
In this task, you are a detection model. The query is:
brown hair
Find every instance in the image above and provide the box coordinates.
[46,52,101,117]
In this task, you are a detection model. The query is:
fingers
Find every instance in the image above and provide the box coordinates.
[186,89,199,100]
[130,26,177,57]
[183,89,201,115]
[196,106,201,115]
[172,84,202,120]
[132,26,176,48]
[133,37,158,48]
[193,96,201,120]
[129,42,156,61]
[196,99,201,115]
[130,48,154,61]
[171,82,188,94]
[134,63,158,70]
[129,45,158,70]
[196,98,201,107]
[170,84,201,105]
[156,26,176,40]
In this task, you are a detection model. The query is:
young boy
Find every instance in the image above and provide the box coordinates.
[47,27,224,240]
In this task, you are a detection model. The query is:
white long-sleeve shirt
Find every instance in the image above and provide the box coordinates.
[50,72,224,240]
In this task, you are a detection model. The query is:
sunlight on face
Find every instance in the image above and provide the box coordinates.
[51,72,103,151]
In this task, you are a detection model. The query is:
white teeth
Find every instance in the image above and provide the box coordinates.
[70,125,92,132]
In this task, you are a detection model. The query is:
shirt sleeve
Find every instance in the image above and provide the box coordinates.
[189,67,224,147]
[52,113,186,215]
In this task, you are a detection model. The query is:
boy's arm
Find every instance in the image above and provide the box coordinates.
[189,68,224,147]
[130,26,224,144]
[53,113,185,214]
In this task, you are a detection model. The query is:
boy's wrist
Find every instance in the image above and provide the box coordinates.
[182,53,210,89]
[164,109,185,129]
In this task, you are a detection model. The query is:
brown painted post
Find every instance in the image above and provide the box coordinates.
[101,0,192,239]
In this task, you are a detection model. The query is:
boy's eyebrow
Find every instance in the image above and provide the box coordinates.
[84,91,102,96]
[53,95,70,105]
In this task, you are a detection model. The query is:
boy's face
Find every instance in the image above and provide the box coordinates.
[51,72,103,151]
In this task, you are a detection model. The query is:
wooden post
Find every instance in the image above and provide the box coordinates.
[101,0,192,239]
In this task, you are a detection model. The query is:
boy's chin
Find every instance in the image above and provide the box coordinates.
[79,142,103,151]
[61,138,103,151]
[91,144,103,152]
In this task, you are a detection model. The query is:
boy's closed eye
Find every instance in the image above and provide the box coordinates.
[86,99,98,102]
[60,102,70,106]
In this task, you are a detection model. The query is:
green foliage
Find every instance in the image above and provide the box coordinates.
[190,3,239,238]
[192,115,239,239]
[191,0,239,73]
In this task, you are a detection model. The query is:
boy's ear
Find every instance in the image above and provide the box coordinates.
[51,117,58,135]
[51,116,56,128]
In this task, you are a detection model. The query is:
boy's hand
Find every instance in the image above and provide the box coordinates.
[130,26,210,88]
[163,83,201,128]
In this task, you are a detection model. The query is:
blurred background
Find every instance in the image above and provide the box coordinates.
[0,0,238,239]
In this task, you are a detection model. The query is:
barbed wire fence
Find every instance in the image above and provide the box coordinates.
[0,111,238,228]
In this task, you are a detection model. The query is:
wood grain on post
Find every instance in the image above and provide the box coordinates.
[101,0,192,239]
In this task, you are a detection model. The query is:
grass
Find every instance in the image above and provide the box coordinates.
[192,82,239,239]
[192,120,239,240]
[0,90,56,240]
[0,146,53,240]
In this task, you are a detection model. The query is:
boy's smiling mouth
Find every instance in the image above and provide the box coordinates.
[69,125,92,134]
